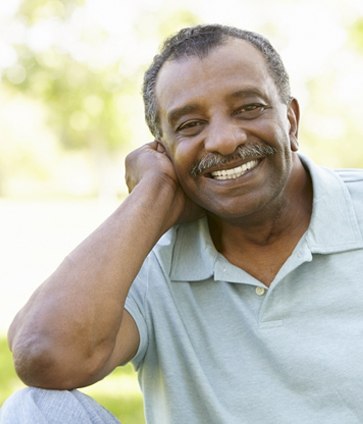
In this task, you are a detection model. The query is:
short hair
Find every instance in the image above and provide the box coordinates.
[143,23,291,139]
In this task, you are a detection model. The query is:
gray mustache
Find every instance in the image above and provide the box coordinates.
[190,144,277,176]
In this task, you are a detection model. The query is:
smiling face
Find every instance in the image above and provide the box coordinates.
[156,38,300,223]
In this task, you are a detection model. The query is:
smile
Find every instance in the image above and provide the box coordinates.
[210,160,259,180]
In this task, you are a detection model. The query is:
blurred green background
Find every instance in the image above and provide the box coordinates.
[1,0,363,422]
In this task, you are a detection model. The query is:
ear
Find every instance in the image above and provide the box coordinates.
[156,138,174,162]
[287,97,300,152]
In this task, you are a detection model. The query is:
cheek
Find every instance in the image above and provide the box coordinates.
[161,142,190,179]
[171,146,203,197]
[269,122,294,152]
[170,142,199,176]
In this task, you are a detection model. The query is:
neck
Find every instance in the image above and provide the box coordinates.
[207,157,313,284]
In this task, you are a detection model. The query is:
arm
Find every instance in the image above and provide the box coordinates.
[8,141,201,389]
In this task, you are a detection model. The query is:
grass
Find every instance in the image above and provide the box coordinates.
[0,337,145,423]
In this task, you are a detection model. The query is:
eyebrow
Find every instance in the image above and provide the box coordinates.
[228,89,267,100]
[167,104,201,127]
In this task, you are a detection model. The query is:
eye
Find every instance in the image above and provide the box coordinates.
[176,119,206,136]
[235,103,272,119]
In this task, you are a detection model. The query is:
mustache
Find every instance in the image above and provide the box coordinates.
[190,144,277,177]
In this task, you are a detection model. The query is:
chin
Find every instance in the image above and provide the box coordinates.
[205,194,277,224]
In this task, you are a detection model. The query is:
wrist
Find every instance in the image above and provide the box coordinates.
[127,177,181,234]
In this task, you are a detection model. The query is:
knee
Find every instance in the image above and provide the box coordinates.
[1,387,38,423]
[2,386,65,406]
[1,387,75,423]
[1,387,120,424]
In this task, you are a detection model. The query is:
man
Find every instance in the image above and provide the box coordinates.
[2,23,363,423]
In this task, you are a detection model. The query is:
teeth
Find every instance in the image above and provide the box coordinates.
[211,160,258,180]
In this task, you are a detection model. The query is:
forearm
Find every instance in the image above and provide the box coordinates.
[9,180,177,387]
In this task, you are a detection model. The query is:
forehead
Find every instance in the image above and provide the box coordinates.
[155,38,276,117]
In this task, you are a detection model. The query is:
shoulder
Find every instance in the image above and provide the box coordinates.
[300,154,363,233]
[301,154,363,196]
[333,168,363,200]
[334,168,363,186]
[333,167,363,230]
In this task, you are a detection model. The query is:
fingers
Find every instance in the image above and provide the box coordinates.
[125,141,171,194]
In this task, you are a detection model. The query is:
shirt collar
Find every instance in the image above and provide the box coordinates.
[169,218,217,281]
[168,155,363,281]
[301,154,363,253]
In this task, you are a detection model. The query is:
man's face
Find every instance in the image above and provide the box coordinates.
[156,38,299,222]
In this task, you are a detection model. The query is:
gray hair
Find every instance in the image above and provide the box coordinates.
[143,24,291,139]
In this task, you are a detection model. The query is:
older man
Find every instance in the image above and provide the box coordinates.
[2,24,363,424]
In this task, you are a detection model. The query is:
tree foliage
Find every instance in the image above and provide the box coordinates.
[3,0,130,152]
[2,0,198,153]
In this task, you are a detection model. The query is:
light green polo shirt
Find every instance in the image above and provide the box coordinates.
[125,155,363,424]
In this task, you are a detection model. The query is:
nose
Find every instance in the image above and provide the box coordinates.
[204,117,248,155]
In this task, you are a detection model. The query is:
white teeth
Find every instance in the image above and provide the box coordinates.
[211,160,259,180]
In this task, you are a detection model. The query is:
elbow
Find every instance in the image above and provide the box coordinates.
[11,335,70,389]
[11,334,108,390]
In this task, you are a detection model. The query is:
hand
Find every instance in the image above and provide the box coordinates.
[125,141,204,229]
